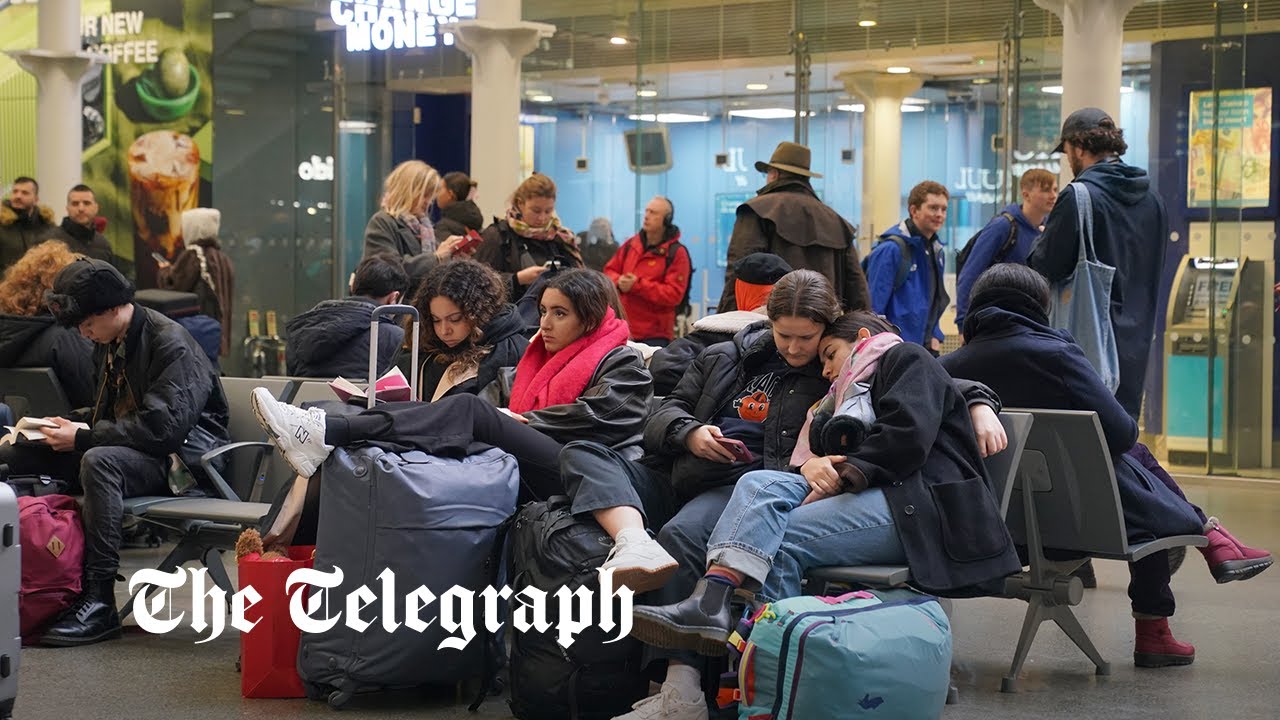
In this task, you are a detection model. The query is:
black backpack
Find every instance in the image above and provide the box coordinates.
[863,235,914,291]
[954,212,1018,277]
[507,497,650,720]
[624,238,694,317]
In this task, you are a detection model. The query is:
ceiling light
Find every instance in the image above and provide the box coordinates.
[836,103,866,112]
[1041,85,1063,94]
[728,108,797,119]
[900,104,925,113]
[610,36,628,45]
[212,11,235,20]
[636,89,657,98]
[746,83,769,91]
[901,97,929,105]
[519,114,558,124]
[628,113,712,123]
[339,119,377,133]
[1120,85,1135,93]
[858,20,877,27]
[530,94,554,103]
[886,66,911,74]
[971,78,991,85]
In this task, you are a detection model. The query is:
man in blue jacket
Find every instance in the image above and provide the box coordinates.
[865,180,950,351]
[954,168,1058,333]
[1028,107,1168,418]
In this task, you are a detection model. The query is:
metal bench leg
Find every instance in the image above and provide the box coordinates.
[120,533,205,620]
[1048,605,1111,676]
[1002,600,1047,693]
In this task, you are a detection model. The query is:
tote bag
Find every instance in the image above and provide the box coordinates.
[1049,182,1121,393]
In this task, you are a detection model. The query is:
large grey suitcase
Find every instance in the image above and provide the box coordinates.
[295,305,520,710]
[1,482,18,720]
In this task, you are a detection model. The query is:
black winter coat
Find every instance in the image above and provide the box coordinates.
[645,322,830,500]
[1027,160,1167,417]
[941,306,1204,544]
[483,345,652,457]
[0,314,96,409]
[420,305,528,401]
[285,297,405,380]
[648,310,768,397]
[848,342,1020,596]
[434,200,484,240]
[475,220,582,302]
[54,219,115,263]
[0,202,61,272]
[73,305,229,458]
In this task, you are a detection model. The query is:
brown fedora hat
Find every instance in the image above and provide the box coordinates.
[754,141,822,178]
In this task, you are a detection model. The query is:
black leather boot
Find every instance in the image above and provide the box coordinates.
[630,578,735,656]
[40,576,123,647]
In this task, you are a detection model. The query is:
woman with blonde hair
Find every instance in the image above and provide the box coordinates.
[363,160,471,294]
[0,241,95,407]
[475,173,582,302]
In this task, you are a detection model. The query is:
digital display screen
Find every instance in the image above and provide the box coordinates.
[1183,270,1235,321]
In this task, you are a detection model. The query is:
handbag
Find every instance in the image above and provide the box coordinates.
[239,545,315,698]
[1049,182,1121,393]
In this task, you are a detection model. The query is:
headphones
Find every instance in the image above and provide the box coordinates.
[657,195,674,229]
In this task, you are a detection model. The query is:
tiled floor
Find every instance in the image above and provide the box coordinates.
[12,477,1280,719]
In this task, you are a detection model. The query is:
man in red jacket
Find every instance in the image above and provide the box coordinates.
[604,196,692,347]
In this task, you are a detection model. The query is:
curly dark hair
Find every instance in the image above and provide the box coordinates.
[1064,123,1128,157]
[410,258,507,367]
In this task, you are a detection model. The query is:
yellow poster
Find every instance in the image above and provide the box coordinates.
[1187,87,1272,208]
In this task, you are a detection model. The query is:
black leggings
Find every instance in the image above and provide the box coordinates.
[323,393,565,500]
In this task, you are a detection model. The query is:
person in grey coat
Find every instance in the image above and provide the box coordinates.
[362,160,471,298]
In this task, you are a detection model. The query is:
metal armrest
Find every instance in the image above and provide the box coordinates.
[200,440,275,502]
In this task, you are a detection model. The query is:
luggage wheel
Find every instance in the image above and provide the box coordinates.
[327,689,353,709]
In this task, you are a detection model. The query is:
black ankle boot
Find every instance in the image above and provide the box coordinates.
[630,578,735,657]
[1072,559,1098,589]
[40,576,122,647]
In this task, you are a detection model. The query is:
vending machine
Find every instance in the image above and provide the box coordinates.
[1163,222,1274,469]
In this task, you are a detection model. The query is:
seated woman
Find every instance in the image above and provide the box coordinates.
[0,241,95,408]
[628,311,1021,659]
[941,262,1272,669]
[251,268,651,505]
[414,258,528,401]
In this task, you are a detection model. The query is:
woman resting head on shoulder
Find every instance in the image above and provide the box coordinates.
[413,257,528,402]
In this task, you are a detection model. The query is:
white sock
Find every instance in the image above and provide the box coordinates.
[664,663,702,702]
[616,527,650,546]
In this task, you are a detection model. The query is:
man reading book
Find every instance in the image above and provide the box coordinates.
[0,258,229,647]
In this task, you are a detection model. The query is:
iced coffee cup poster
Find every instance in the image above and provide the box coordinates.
[0,0,213,288]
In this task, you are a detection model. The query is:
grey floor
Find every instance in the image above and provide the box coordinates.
[12,477,1280,720]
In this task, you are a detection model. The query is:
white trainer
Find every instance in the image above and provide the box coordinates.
[250,387,332,478]
[612,686,708,720]
[601,534,678,593]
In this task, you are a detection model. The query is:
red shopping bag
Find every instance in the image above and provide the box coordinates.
[239,545,314,698]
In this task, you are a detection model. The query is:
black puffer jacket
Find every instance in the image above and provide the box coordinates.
[645,322,830,500]
[54,219,115,263]
[434,200,484,240]
[420,304,529,401]
[285,297,405,380]
[0,202,61,272]
[0,313,96,409]
[72,305,229,458]
[482,345,652,458]
[649,310,766,396]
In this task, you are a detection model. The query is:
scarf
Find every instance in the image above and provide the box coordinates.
[735,278,773,313]
[505,205,578,246]
[402,212,437,254]
[507,308,630,414]
[790,332,904,466]
[963,286,1050,340]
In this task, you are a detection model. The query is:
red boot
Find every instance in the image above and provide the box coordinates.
[1134,618,1195,668]
[1199,517,1274,583]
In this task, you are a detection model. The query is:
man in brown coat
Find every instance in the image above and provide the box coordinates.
[716,142,870,312]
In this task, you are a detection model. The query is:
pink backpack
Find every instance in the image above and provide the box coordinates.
[18,495,84,644]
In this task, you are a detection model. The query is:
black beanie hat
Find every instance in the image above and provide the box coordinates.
[734,253,793,285]
[45,258,135,327]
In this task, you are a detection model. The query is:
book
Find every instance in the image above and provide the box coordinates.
[328,367,412,404]
[1,417,90,446]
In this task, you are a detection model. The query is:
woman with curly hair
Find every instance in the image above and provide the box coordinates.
[414,258,529,401]
[0,241,95,407]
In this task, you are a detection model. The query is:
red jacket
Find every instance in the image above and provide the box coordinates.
[603,233,691,341]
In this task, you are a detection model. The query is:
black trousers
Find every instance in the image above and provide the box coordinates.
[558,441,677,532]
[0,443,168,580]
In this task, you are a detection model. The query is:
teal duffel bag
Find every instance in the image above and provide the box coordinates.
[721,589,951,720]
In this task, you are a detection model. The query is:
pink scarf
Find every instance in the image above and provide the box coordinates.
[790,332,904,466]
[508,309,631,414]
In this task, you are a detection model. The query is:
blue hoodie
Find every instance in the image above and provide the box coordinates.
[954,203,1042,332]
[865,220,948,346]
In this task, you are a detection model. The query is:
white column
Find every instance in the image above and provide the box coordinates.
[1034,0,1141,181]
[838,71,923,243]
[443,3,555,222]
[7,0,105,205]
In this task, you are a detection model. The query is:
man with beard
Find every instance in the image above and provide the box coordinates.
[54,184,116,263]
[0,177,62,272]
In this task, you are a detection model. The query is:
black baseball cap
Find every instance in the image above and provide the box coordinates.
[1053,107,1116,153]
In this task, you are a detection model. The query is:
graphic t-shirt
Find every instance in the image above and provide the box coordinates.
[717,353,790,459]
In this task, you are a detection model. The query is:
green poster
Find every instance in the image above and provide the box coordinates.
[0,0,213,287]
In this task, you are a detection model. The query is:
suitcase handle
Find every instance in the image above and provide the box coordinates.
[368,304,420,409]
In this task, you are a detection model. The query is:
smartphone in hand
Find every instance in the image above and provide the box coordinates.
[715,437,754,463]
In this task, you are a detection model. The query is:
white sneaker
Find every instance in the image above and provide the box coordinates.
[251,387,332,478]
[601,534,678,593]
[612,686,707,720]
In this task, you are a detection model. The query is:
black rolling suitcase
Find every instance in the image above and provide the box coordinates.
[1,482,19,720]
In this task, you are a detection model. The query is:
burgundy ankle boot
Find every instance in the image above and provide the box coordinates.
[1199,517,1273,584]
[1134,618,1195,668]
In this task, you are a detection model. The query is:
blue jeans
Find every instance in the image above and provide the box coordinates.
[705,469,907,600]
